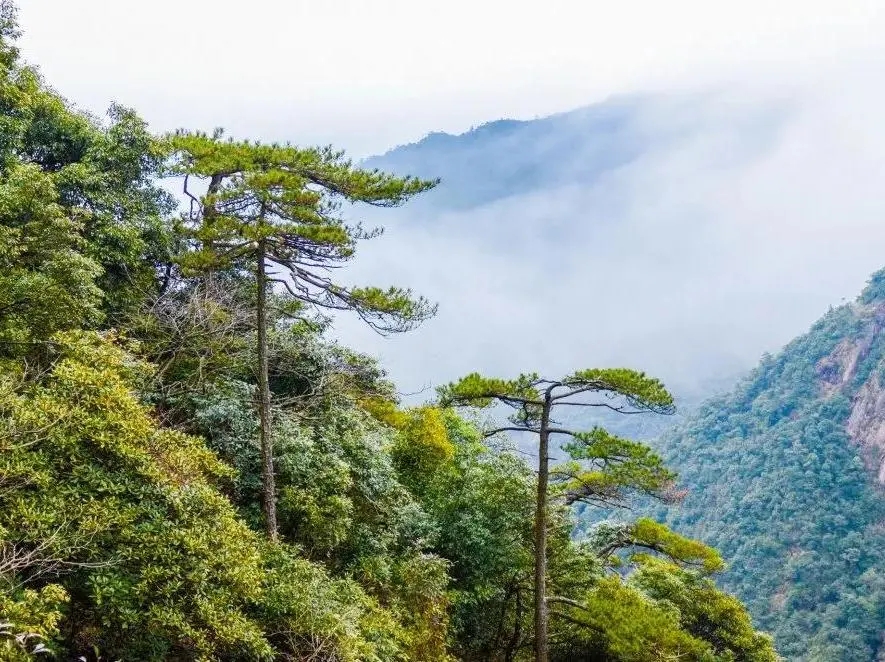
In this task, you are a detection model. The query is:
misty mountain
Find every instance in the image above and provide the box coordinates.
[339,82,885,404]
[591,268,885,661]
[365,93,784,213]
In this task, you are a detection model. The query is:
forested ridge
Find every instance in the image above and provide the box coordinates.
[0,4,776,661]
[589,270,885,662]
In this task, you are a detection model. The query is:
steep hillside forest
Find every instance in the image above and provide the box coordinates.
[0,5,777,661]
[591,270,885,662]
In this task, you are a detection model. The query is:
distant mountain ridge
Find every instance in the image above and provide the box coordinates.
[601,267,885,661]
[364,96,646,210]
[364,91,787,213]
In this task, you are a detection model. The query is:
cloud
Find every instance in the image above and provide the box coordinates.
[329,68,885,401]
[17,0,885,157]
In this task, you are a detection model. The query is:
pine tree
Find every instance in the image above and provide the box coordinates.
[168,132,438,539]
[438,369,676,662]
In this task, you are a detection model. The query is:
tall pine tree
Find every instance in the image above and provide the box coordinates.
[438,369,676,662]
[168,132,437,539]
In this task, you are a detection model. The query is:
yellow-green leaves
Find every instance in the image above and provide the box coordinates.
[554,524,775,661]
[0,332,399,660]
[437,369,674,415]
[361,396,411,428]
[558,428,676,506]
[348,286,437,330]
[362,398,456,493]
[0,585,68,661]
[630,556,778,661]
[629,518,725,574]
[392,406,456,490]
[550,575,713,661]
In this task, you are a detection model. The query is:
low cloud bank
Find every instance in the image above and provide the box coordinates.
[328,69,885,403]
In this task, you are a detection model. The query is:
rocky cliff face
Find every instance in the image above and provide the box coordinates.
[846,374,885,484]
[818,300,885,484]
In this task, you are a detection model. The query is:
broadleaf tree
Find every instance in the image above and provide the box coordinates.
[438,368,677,662]
[167,132,438,539]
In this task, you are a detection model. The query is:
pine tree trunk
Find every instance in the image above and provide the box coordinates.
[534,396,551,662]
[256,240,277,541]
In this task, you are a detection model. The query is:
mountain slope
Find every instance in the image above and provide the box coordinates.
[627,268,885,661]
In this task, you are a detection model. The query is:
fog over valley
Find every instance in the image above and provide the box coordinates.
[328,72,885,402]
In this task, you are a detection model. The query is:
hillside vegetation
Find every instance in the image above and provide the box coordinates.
[591,270,885,661]
[0,5,775,661]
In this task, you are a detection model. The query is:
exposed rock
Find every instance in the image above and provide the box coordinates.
[847,375,885,484]
[769,585,788,612]
[816,303,882,394]
[817,338,862,395]
[836,302,885,483]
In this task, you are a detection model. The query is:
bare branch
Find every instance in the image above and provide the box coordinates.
[484,426,540,437]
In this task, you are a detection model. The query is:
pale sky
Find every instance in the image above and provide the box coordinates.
[17,0,885,156]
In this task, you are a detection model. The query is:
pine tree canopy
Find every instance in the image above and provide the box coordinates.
[167,131,439,333]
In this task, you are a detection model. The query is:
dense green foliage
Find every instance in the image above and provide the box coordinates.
[167,127,439,539]
[436,370,771,662]
[0,6,774,661]
[584,270,885,661]
[1,332,404,660]
[0,9,171,347]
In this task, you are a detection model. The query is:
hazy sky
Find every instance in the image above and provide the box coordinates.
[17,0,885,156]
[16,1,885,400]
[331,77,885,397]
